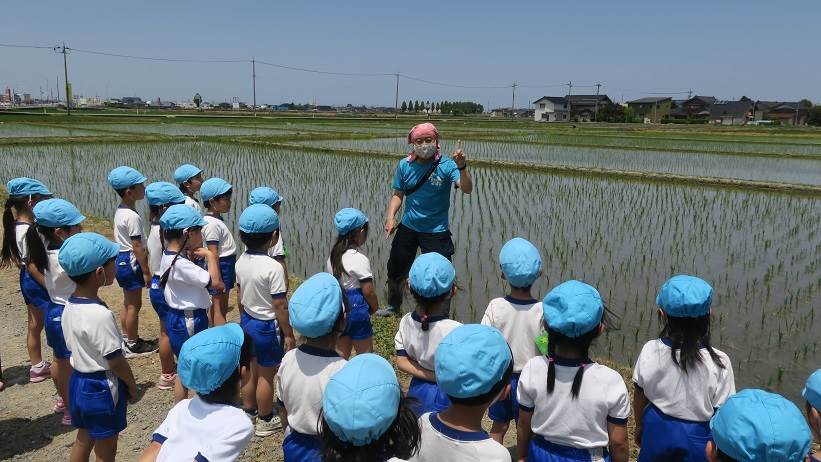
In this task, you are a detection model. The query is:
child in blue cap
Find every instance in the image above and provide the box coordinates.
[145,182,186,391]
[276,272,348,461]
[517,280,630,462]
[249,186,288,275]
[200,177,236,326]
[235,204,295,437]
[107,165,156,358]
[157,204,224,402]
[326,207,379,359]
[804,369,821,461]
[394,252,462,416]
[633,275,735,462]
[481,237,543,444]
[408,324,513,462]
[27,198,86,425]
[59,232,139,462]
[707,389,811,462]
[319,353,422,461]
[173,163,203,213]
[0,177,53,384]
[139,324,254,462]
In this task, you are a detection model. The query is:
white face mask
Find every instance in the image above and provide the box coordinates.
[413,143,437,159]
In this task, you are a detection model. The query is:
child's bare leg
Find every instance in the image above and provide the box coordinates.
[122,289,142,342]
[27,304,44,366]
[92,434,119,462]
[242,361,258,412]
[70,429,94,462]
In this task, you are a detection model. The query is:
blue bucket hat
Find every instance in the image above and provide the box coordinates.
[710,389,811,462]
[160,204,207,230]
[323,353,400,446]
[657,275,713,318]
[289,272,343,338]
[146,182,186,207]
[248,186,283,207]
[58,232,120,277]
[409,252,455,298]
[107,166,146,190]
[174,164,202,185]
[499,237,542,288]
[7,177,51,196]
[334,208,368,236]
[543,280,603,337]
[435,324,512,399]
[33,198,86,228]
[200,177,232,202]
[239,204,280,234]
[178,323,245,394]
[803,369,821,411]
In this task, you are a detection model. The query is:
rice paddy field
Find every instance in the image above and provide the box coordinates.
[0,114,819,403]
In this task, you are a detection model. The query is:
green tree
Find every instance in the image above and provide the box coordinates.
[414,100,420,112]
[808,105,821,126]
[800,99,813,108]
[401,101,407,112]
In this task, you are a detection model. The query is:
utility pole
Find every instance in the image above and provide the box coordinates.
[54,42,71,115]
[594,82,602,121]
[511,82,517,116]
[251,57,256,117]
[566,81,573,96]
[687,89,693,99]
[394,73,400,119]
[56,75,60,102]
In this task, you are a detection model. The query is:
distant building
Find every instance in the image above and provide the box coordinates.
[754,100,808,125]
[119,96,146,108]
[627,97,672,123]
[566,94,612,122]
[709,98,753,125]
[669,96,715,119]
[533,96,570,122]
[22,93,32,104]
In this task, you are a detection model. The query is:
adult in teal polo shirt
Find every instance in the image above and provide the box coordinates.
[379,123,473,316]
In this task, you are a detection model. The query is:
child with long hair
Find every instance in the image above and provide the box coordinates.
[0,177,53,383]
[326,208,378,358]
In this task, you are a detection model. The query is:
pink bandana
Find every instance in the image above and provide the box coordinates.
[407,122,441,162]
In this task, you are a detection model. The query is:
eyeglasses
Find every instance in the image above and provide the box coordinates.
[412,137,436,145]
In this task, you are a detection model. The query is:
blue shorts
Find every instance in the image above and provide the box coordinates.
[148,276,169,323]
[341,288,372,340]
[165,309,208,357]
[69,371,128,439]
[45,302,71,359]
[489,372,521,423]
[240,311,284,368]
[407,377,451,417]
[636,404,710,462]
[20,268,50,309]
[528,436,611,462]
[282,430,321,462]
[208,255,236,295]
[115,251,144,291]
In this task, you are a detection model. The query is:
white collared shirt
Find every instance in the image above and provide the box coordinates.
[160,252,211,310]
[405,412,511,462]
[394,312,461,371]
[113,206,144,252]
[62,297,123,373]
[235,251,287,321]
[325,248,373,290]
[202,214,237,257]
[481,296,543,372]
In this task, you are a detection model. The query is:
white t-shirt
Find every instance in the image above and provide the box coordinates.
[184,195,202,213]
[632,338,735,421]
[153,396,253,462]
[276,345,347,435]
[406,412,511,462]
[113,206,145,253]
[45,248,76,305]
[481,296,543,372]
[324,248,373,290]
[147,224,163,276]
[15,222,30,263]
[235,251,287,321]
[202,215,237,258]
[61,297,124,373]
[268,233,285,258]
[160,252,211,310]
[394,312,461,371]
[518,356,631,449]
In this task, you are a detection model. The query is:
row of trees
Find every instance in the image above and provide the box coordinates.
[400,100,484,115]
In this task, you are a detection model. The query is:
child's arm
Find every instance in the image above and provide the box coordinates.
[607,422,629,462]
[26,261,46,286]
[132,238,152,287]
[360,280,379,315]
[137,443,161,462]
[273,297,295,351]
[108,354,139,403]
[395,355,436,382]
[193,247,225,293]
[632,385,648,447]
[516,410,533,462]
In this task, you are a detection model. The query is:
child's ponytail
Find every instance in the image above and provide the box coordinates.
[329,235,351,280]
[0,197,22,268]
[662,314,725,372]
[545,308,611,399]
[25,224,50,274]
[159,230,190,288]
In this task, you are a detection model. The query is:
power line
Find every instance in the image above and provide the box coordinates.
[256,59,391,77]
[0,43,54,50]
[71,47,246,63]
[399,74,511,89]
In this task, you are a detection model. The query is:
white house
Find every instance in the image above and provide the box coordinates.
[533,96,570,122]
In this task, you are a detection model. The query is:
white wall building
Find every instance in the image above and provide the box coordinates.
[533,96,570,122]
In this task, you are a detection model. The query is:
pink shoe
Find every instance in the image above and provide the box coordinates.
[157,373,176,391]
[61,409,72,426]
[54,396,65,413]
[0,379,5,392]
[29,361,51,383]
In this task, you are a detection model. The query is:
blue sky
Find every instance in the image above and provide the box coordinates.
[1,1,818,107]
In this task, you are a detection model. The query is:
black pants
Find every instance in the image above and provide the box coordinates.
[386,224,455,311]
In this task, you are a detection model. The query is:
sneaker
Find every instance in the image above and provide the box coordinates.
[244,408,258,422]
[29,361,52,383]
[124,338,159,358]
[54,396,65,413]
[255,415,282,437]
[374,306,399,317]
[157,373,176,390]
[61,409,72,426]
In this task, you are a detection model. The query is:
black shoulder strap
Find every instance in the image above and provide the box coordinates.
[404,158,440,196]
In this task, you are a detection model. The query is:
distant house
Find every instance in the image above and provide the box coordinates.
[754,101,808,125]
[566,94,612,122]
[627,97,672,123]
[533,96,569,122]
[671,96,716,119]
[709,98,754,125]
